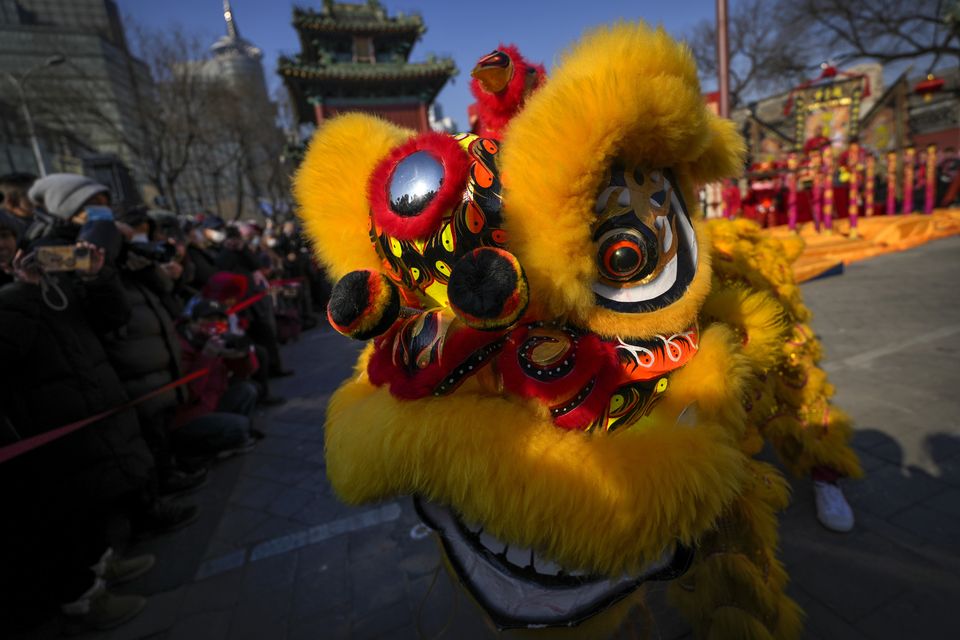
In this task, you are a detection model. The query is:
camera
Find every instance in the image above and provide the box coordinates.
[36,245,92,272]
[127,241,176,263]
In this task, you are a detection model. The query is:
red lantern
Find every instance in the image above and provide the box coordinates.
[914,74,945,102]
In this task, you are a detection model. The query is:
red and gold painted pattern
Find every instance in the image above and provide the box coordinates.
[369,133,506,310]
[360,130,701,432]
[367,316,699,432]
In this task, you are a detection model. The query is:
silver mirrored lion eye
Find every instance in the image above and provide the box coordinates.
[388,151,444,217]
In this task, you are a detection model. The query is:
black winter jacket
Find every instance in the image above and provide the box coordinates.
[101,265,184,420]
[187,245,219,292]
[0,270,154,511]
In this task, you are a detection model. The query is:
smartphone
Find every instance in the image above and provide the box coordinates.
[36,245,92,272]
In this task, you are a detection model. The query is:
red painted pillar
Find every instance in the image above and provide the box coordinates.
[418,102,429,132]
[925,144,937,214]
[886,152,897,215]
[811,153,822,231]
[787,153,798,231]
[822,146,834,231]
[848,142,860,232]
[903,147,916,214]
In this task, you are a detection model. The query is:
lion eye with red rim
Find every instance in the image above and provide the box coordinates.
[388,151,445,217]
[370,132,471,241]
[597,230,651,282]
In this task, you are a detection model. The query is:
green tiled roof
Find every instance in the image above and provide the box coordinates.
[278,57,456,82]
[293,4,425,35]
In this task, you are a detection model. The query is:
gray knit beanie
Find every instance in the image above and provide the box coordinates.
[27,173,108,220]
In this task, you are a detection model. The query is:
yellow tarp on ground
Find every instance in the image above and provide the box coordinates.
[764,209,960,282]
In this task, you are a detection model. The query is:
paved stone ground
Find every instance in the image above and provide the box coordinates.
[69,236,960,640]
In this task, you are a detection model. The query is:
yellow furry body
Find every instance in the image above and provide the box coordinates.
[706,218,863,480]
[669,459,803,640]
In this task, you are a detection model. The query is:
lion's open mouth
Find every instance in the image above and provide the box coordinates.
[415,497,694,630]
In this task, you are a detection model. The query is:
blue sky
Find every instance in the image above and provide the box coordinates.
[116,0,718,128]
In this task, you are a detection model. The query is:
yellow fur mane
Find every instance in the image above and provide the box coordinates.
[293,114,411,280]
[500,23,745,338]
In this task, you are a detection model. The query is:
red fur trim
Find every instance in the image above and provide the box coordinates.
[368,132,470,241]
[499,287,525,320]
[500,327,619,403]
[367,318,504,399]
[470,44,545,135]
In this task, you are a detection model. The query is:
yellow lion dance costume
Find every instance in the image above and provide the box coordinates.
[294,23,860,639]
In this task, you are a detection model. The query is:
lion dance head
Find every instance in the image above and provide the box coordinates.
[295,22,807,638]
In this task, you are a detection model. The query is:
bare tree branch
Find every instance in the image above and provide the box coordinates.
[688,0,958,112]
[27,18,290,218]
[685,0,812,109]
[786,0,960,70]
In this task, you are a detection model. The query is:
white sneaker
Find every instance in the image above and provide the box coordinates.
[814,480,855,532]
[61,578,106,616]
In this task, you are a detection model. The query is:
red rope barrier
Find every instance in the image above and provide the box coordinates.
[269,277,305,287]
[224,277,305,315]
[226,291,267,315]
[0,368,210,465]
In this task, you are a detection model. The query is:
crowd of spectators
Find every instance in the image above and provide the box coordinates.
[0,171,328,634]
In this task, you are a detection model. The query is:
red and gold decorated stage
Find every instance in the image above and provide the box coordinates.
[763,209,960,282]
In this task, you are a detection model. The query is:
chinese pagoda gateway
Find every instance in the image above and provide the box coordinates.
[279,0,457,132]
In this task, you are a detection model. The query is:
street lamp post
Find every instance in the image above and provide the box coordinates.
[3,55,65,177]
[716,0,730,119]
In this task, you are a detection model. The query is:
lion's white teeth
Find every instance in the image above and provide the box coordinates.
[618,189,631,207]
[460,515,589,578]
[505,545,532,567]
[533,554,563,576]
[480,531,506,554]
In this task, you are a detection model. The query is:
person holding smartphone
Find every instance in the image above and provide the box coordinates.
[0,227,157,632]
